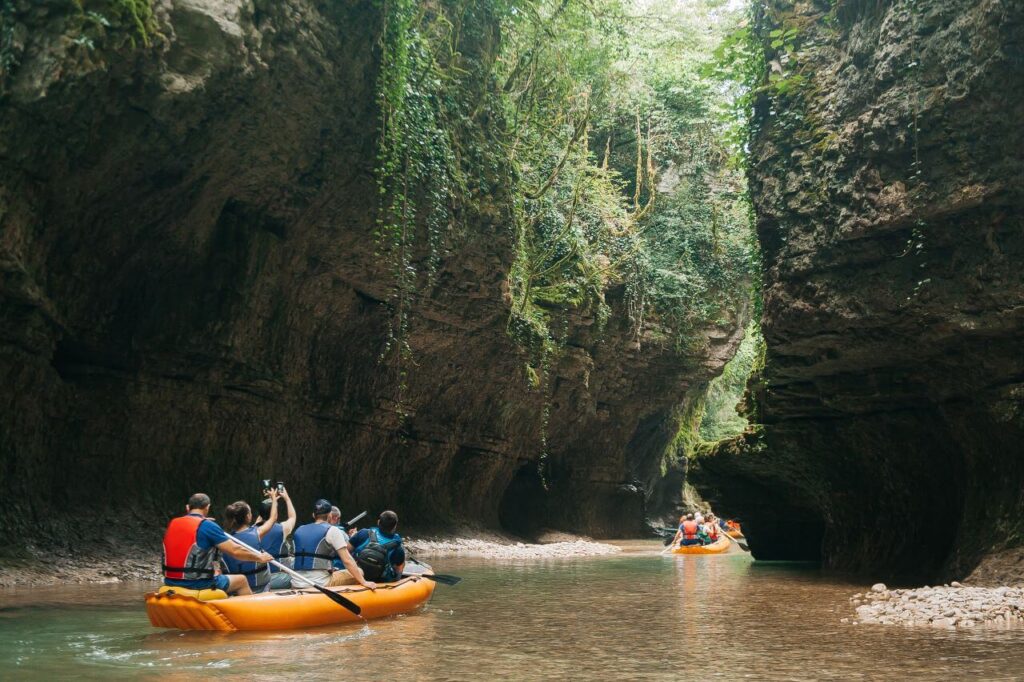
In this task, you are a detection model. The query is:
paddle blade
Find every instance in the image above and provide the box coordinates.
[427,574,462,586]
[404,573,462,586]
[315,585,361,615]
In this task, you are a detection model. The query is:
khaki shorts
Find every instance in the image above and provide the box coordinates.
[327,570,358,587]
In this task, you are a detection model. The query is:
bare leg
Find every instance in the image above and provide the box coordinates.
[226,574,253,596]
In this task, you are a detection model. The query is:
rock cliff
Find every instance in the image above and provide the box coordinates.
[692,0,1024,580]
[0,0,745,557]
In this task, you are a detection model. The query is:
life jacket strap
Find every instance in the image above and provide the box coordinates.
[292,552,336,560]
[162,565,215,576]
[234,567,270,576]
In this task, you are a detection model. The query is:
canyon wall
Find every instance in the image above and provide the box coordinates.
[693,0,1024,580]
[0,0,745,557]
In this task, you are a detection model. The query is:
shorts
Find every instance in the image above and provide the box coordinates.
[214,574,231,591]
[328,570,358,587]
[269,571,292,590]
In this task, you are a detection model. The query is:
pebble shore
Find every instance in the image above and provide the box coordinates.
[845,582,1024,628]
[405,537,621,559]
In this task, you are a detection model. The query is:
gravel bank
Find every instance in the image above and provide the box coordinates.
[405,537,622,559]
[0,535,621,587]
[846,582,1024,628]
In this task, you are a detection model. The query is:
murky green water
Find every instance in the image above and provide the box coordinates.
[2,541,1023,680]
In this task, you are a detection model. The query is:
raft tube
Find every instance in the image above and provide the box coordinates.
[670,535,730,555]
[145,575,436,631]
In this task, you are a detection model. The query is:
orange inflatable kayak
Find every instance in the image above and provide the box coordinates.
[670,535,730,555]
[145,574,436,631]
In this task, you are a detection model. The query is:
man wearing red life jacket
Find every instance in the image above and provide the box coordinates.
[680,513,701,546]
[162,492,274,595]
[670,513,703,548]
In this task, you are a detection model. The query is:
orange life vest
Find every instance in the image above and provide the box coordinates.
[162,514,219,580]
[682,520,698,539]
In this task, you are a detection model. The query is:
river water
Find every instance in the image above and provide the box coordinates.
[2,541,1022,680]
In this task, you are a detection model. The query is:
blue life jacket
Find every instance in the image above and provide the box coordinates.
[222,526,270,590]
[292,522,335,571]
[353,527,402,581]
[331,525,346,571]
[260,523,289,573]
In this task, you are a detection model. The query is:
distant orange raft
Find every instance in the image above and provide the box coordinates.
[670,535,730,555]
[145,575,436,631]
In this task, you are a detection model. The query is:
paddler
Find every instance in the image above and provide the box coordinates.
[292,499,377,590]
[221,490,281,593]
[162,493,274,596]
[258,486,297,590]
[670,513,702,547]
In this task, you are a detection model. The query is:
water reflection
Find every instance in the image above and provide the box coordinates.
[1,542,1022,680]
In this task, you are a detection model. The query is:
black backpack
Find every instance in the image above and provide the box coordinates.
[355,528,401,581]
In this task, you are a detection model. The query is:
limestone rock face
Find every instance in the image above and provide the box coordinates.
[0,0,744,550]
[692,0,1024,579]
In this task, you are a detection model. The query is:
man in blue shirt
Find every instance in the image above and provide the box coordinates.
[348,510,406,582]
[162,492,274,595]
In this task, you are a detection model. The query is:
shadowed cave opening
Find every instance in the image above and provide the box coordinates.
[498,464,549,539]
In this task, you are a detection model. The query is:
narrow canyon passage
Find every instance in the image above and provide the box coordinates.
[1,0,1022,675]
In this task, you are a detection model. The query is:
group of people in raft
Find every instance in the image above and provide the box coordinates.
[161,486,405,596]
[670,511,727,547]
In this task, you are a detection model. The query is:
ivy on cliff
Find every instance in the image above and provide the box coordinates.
[372,0,760,450]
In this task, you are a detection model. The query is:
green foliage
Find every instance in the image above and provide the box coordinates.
[373,0,471,413]
[699,322,762,441]
[370,0,762,450]
[500,0,759,352]
[75,0,156,48]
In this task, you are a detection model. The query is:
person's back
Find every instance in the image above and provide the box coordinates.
[258,487,297,589]
[292,499,377,590]
[162,492,273,596]
[680,516,700,546]
[349,511,405,582]
[220,499,280,593]
[163,512,221,589]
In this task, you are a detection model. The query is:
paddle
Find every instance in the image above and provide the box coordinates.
[224,535,363,615]
[405,556,462,586]
[342,511,367,531]
[404,572,462,586]
[719,530,751,553]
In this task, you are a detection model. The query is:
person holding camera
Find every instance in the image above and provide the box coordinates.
[220,489,282,593]
[258,483,297,589]
[292,499,377,590]
[162,493,274,596]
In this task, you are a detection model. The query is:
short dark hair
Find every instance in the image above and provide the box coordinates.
[378,510,398,533]
[188,493,211,510]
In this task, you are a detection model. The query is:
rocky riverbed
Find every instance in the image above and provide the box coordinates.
[846,583,1024,628]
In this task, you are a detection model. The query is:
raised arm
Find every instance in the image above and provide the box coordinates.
[279,488,297,536]
[256,489,280,538]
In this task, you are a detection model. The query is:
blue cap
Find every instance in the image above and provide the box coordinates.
[314,499,332,515]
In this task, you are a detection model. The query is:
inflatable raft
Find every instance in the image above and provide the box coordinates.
[670,535,730,555]
[145,574,436,631]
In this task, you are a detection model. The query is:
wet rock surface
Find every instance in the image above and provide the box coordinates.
[848,582,1024,628]
[692,0,1024,580]
[0,0,745,566]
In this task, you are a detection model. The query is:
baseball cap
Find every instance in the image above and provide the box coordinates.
[313,499,332,515]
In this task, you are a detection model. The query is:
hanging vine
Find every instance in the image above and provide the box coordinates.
[374,0,462,416]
